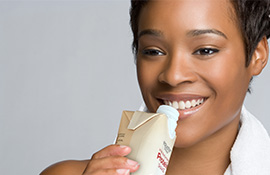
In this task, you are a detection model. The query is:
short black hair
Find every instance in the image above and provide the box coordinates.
[130,0,270,66]
[231,0,270,66]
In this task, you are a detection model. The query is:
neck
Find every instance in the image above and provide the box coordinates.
[166,116,240,175]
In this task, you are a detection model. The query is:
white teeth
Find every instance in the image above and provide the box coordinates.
[172,101,179,109]
[164,98,205,110]
[185,101,191,109]
[199,99,204,104]
[179,101,185,110]
[191,100,196,107]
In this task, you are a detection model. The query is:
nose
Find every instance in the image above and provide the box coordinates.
[158,53,197,87]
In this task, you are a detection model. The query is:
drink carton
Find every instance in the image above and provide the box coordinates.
[116,105,179,175]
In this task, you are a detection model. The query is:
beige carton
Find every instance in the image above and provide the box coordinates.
[116,105,178,175]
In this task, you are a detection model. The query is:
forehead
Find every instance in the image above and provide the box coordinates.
[144,0,232,16]
[138,0,239,40]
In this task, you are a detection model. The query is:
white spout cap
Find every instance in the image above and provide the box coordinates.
[157,105,179,139]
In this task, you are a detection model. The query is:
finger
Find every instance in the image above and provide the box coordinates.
[84,168,131,175]
[91,145,131,159]
[87,156,139,173]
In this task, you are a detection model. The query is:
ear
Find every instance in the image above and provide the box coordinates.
[249,37,269,76]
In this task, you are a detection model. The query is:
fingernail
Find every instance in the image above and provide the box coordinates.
[127,159,139,166]
[119,145,131,152]
[119,145,129,149]
[116,169,130,175]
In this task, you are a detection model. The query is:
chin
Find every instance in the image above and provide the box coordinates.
[173,136,202,149]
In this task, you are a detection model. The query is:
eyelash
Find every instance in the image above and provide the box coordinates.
[141,48,219,57]
[142,49,165,56]
[193,48,219,56]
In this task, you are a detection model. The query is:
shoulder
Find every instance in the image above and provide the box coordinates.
[40,160,89,175]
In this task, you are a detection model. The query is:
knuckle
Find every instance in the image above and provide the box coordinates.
[86,159,96,170]
[91,152,98,159]
[91,145,115,159]
[120,156,129,164]
[104,169,119,175]
[111,156,128,166]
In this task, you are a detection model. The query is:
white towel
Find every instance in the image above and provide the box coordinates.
[224,106,270,175]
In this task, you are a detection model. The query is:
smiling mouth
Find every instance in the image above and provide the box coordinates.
[161,98,206,110]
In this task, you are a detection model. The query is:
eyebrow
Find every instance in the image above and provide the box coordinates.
[187,29,228,39]
[138,28,228,40]
[138,29,163,39]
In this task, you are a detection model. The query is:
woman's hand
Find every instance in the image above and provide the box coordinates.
[82,145,140,175]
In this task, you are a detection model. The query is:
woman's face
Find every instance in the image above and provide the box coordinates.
[136,0,254,147]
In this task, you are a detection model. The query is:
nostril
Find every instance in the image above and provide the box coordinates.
[158,70,197,87]
[157,58,198,87]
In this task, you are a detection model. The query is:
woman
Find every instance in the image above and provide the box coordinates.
[41,0,270,174]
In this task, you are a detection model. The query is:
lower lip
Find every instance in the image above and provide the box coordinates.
[177,102,205,120]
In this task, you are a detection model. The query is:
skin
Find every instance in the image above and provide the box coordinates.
[40,145,139,175]
[40,0,268,174]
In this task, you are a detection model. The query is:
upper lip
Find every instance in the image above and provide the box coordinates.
[156,93,208,102]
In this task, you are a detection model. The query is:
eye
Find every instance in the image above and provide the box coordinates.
[142,49,165,56]
[193,48,219,56]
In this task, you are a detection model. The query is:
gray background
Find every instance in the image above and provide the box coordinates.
[0,1,269,175]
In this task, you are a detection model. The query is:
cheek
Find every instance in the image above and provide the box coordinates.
[136,58,163,89]
[136,59,159,107]
[208,59,248,122]
[137,59,152,91]
[194,52,249,130]
[137,58,167,112]
[197,50,250,99]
